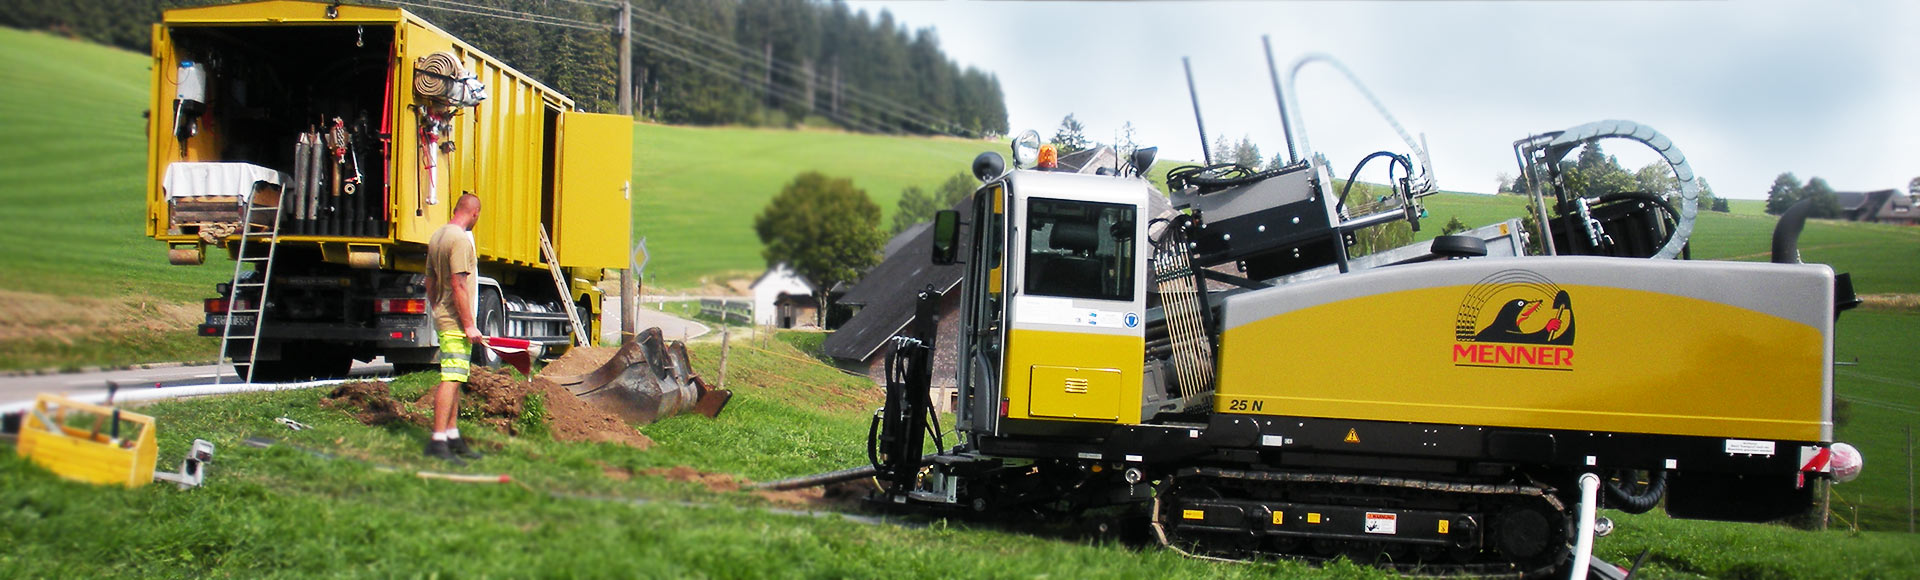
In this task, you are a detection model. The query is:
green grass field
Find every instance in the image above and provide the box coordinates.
[6,337,1916,578]
[633,125,994,288]
[3,24,1918,572]
[0,27,234,302]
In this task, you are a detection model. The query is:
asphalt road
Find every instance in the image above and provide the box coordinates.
[0,359,394,409]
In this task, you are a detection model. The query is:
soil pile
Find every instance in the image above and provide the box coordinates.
[321,350,655,450]
[532,346,655,450]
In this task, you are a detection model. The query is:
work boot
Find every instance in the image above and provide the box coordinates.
[424,440,467,466]
[448,437,484,460]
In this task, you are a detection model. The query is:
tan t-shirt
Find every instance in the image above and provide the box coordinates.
[426,223,478,332]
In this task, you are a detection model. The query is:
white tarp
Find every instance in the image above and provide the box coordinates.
[162,162,288,202]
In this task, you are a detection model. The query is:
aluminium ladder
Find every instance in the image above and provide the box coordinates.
[214,195,285,385]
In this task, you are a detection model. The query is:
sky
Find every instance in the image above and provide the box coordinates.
[857,0,1917,198]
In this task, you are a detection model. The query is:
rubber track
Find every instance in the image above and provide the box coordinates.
[1151,466,1569,578]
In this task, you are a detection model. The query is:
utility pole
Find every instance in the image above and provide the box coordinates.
[617,1,636,344]
[1908,425,1914,533]
[618,1,632,116]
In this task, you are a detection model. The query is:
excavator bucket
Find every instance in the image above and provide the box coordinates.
[542,327,730,425]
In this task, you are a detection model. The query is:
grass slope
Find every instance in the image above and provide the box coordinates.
[0,27,233,301]
[633,124,994,288]
[5,336,1916,578]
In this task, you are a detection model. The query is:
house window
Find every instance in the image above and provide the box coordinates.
[1023,198,1135,301]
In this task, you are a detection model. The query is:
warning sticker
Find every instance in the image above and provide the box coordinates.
[1364,512,1398,535]
[1724,439,1777,456]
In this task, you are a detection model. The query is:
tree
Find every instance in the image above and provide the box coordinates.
[890,186,936,234]
[1441,216,1470,236]
[1765,172,1804,215]
[1052,114,1089,154]
[1798,177,1843,219]
[889,172,976,233]
[1495,171,1515,194]
[1693,177,1725,213]
[1230,137,1262,169]
[755,172,884,324]
[1561,143,1634,198]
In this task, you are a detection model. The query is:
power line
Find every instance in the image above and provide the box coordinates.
[626,5,970,135]
[362,0,983,136]
[626,31,887,134]
[367,0,612,32]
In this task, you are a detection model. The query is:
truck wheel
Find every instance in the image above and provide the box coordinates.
[576,299,594,346]
[479,287,507,338]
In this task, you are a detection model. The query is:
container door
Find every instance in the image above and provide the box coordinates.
[554,112,633,269]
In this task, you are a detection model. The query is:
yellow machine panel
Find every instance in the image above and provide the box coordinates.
[1216,260,1832,442]
[1004,329,1142,424]
[1029,365,1124,421]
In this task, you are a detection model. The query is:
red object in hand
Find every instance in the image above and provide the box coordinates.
[1545,319,1562,332]
[484,337,533,377]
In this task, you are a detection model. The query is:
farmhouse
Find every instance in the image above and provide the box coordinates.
[1834,189,1918,226]
[749,263,815,328]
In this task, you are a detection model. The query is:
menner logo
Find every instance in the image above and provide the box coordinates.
[1452,270,1575,371]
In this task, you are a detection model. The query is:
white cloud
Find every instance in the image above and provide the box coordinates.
[863,0,1916,198]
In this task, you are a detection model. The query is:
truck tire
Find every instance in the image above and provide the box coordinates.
[479,287,507,338]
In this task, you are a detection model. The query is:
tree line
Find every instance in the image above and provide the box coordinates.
[1499,143,1728,212]
[3,0,1007,137]
[1763,173,1844,218]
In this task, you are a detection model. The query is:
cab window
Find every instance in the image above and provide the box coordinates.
[1023,198,1135,301]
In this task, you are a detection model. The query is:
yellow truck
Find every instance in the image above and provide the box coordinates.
[145,0,632,379]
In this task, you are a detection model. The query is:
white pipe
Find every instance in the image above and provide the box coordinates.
[0,377,386,415]
[1571,472,1602,580]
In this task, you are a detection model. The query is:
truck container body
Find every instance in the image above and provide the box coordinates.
[145,0,631,378]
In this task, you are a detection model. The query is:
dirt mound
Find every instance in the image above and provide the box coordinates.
[320,381,423,425]
[531,346,656,449]
[321,363,655,450]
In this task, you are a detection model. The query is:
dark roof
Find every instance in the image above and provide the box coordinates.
[883,221,931,259]
[774,293,819,308]
[822,196,972,361]
[1834,191,1872,212]
[1057,146,1121,174]
[1837,189,1898,221]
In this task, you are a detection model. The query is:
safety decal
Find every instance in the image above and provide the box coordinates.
[1364,512,1397,535]
[1453,270,1576,371]
[1182,509,1205,520]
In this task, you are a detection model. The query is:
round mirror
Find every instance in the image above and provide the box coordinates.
[1011,130,1042,168]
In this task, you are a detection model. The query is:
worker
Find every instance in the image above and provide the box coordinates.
[423,192,486,463]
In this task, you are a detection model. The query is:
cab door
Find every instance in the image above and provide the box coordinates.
[956,181,1009,434]
[999,173,1149,428]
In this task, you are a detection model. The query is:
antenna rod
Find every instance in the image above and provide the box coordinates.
[1262,35,1297,164]
[1183,57,1212,165]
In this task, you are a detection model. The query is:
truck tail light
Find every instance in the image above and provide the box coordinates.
[204,298,255,313]
[375,298,428,315]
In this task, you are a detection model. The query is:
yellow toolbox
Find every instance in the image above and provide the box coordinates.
[16,394,159,487]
